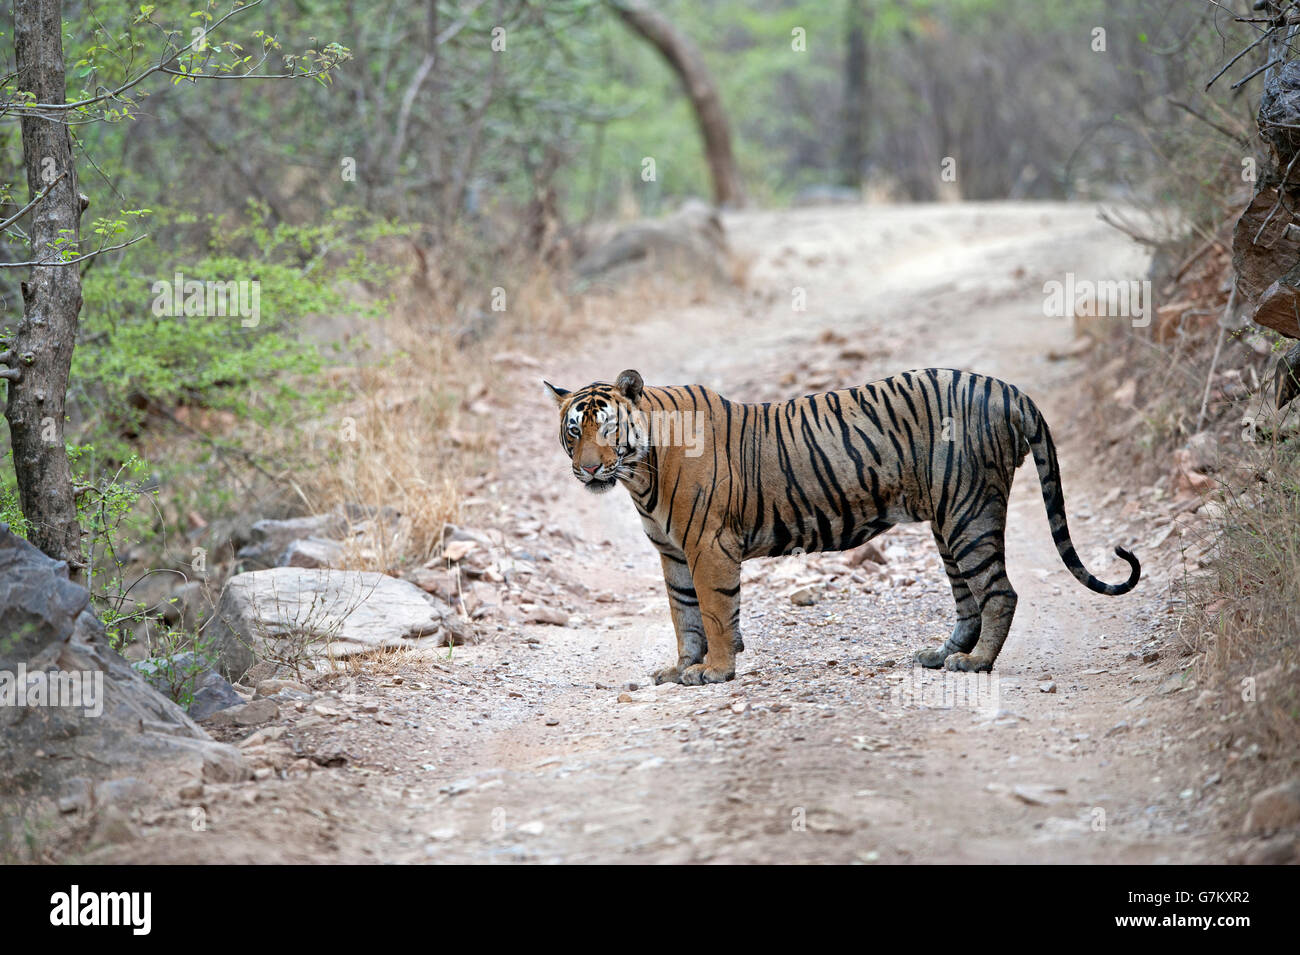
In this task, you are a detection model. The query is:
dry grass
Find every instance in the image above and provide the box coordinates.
[288,257,585,574]
[1179,438,1300,752]
[1078,245,1300,757]
[286,249,745,575]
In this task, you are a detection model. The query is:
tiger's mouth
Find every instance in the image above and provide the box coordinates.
[583,476,617,494]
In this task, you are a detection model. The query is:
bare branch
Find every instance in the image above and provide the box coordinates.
[0,170,66,232]
[1205,22,1278,91]
[0,233,148,269]
[1166,97,1252,149]
[1231,56,1285,90]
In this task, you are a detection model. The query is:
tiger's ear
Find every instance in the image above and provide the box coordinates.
[615,369,643,403]
[543,380,570,407]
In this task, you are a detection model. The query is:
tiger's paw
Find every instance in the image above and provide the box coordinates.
[680,663,734,685]
[914,647,949,669]
[653,664,686,685]
[944,652,994,673]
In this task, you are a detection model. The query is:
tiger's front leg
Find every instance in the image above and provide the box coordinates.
[651,552,708,685]
[678,546,741,685]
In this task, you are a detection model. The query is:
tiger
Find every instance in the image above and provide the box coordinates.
[544,367,1139,686]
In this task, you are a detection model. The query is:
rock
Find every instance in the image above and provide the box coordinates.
[491,351,542,370]
[201,698,279,728]
[1259,60,1300,167]
[205,568,472,681]
[93,776,154,810]
[443,540,478,562]
[240,742,295,773]
[1184,431,1219,474]
[87,806,141,849]
[847,541,888,567]
[0,524,249,836]
[1170,449,1213,497]
[1243,835,1299,865]
[57,778,92,815]
[313,700,346,719]
[255,678,310,698]
[1233,186,1300,305]
[1011,784,1067,806]
[1038,681,1057,694]
[189,512,259,570]
[240,725,287,748]
[1104,720,1130,737]
[790,587,818,607]
[308,740,348,768]
[281,537,345,569]
[178,782,204,801]
[1047,336,1094,361]
[134,652,245,721]
[237,514,347,569]
[573,200,729,290]
[1274,340,1300,408]
[522,604,569,626]
[1255,267,1300,339]
[1242,779,1300,835]
[408,567,458,603]
[1158,672,1192,695]
[0,525,87,664]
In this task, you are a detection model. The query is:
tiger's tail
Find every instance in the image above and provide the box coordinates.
[1018,395,1140,596]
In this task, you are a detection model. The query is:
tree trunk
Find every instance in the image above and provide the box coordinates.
[611,1,744,208]
[838,0,870,189]
[5,0,85,570]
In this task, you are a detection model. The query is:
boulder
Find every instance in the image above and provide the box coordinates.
[0,525,248,852]
[200,698,279,728]
[1259,60,1300,170]
[0,526,87,663]
[281,537,345,569]
[236,514,348,569]
[206,568,472,681]
[573,200,729,290]
[1234,61,1300,310]
[133,652,245,721]
[1243,779,1300,835]
[408,566,458,603]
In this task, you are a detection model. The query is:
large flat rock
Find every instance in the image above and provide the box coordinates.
[206,568,470,680]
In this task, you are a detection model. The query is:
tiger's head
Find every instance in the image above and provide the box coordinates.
[544,369,648,494]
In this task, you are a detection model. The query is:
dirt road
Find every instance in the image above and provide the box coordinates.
[95,202,1234,864]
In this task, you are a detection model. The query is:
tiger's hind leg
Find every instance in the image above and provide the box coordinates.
[914,527,982,668]
[940,502,1017,673]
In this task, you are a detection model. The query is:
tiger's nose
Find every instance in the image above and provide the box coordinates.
[581,464,600,474]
